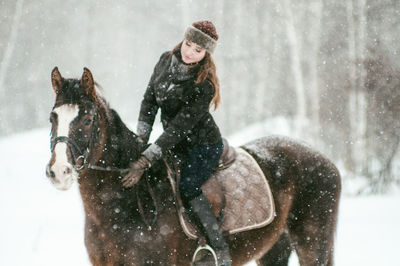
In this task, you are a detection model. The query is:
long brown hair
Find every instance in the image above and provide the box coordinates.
[172,42,221,110]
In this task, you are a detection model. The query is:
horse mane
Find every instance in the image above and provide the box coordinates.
[92,84,142,168]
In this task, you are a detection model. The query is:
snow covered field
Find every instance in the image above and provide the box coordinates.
[0,128,399,265]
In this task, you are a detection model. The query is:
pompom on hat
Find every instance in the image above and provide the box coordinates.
[184,20,218,54]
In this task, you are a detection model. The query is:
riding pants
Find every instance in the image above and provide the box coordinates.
[179,138,223,204]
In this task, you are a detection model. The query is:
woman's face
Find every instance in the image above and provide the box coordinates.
[180,39,206,64]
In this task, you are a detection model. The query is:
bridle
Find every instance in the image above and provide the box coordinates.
[50,109,125,173]
[50,111,103,172]
[50,135,89,171]
[49,108,159,228]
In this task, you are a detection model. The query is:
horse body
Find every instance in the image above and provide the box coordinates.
[46,67,340,266]
[239,137,341,265]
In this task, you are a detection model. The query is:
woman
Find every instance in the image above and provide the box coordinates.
[121,21,231,265]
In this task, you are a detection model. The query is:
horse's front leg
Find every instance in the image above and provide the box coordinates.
[84,220,109,265]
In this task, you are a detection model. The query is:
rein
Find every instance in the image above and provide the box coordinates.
[135,175,159,230]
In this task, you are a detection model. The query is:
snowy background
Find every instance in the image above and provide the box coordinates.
[0,126,399,265]
[1,0,400,265]
[1,0,399,189]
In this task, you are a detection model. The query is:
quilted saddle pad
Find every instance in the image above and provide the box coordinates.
[171,147,275,239]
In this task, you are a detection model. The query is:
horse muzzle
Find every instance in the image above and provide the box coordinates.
[46,162,78,190]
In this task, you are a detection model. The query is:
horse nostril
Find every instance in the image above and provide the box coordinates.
[46,166,56,179]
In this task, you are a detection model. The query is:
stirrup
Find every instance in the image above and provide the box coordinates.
[192,244,218,266]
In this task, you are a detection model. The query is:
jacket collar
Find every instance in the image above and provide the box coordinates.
[169,50,201,82]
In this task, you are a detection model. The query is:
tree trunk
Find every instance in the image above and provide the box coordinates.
[0,0,24,97]
[229,0,245,132]
[245,2,263,124]
[0,0,24,136]
[346,0,368,175]
[282,0,306,138]
[345,0,357,173]
[357,0,368,176]
[308,0,323,144]
[254,3,269,122]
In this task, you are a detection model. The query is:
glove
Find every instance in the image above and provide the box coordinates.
[121,156,151,187]
[136,121,151,144]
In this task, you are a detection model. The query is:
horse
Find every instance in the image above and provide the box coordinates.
[45,67,341,266]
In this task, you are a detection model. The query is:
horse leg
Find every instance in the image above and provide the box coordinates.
[256,230,292,266]
[288,216,336,266]
[84,221,109,266]
[86,241,106,266]
[287,177,340,265]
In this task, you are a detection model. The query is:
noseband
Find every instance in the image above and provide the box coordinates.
[50,135,88,171]
[49,113,127,173]
[50,111,98,172]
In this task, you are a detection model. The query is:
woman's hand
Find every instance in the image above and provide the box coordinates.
[121,156,151,187]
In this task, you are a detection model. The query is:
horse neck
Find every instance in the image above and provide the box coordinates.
[77,101,144,220]
[89,99,140,170]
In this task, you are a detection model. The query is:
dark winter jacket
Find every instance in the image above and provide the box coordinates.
[137,50,221,164]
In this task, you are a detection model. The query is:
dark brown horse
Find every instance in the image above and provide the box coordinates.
[45,67,341,266]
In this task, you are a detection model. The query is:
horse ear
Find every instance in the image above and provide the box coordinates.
[81,67,96,99]
[51,67,63,94]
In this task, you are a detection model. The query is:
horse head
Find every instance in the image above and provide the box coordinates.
[46,67,100,190]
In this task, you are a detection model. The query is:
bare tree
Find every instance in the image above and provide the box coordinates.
[226,0,247,131]
[346,0,368,175]
[357,0,368,175]
[345,0,357,172]
[307,0,323,143]
[282,0,306,138]
[253,3,270,123]
[364,49,400,192]
[0,0,24,97]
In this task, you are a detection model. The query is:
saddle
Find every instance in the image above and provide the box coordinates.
[165,138,275,239]
[217,138,236,170]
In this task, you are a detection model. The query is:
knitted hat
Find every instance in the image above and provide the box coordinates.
[184,20,218,53]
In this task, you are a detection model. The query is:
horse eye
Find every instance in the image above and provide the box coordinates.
[84,118,92,126]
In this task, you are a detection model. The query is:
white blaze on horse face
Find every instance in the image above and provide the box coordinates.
[51,104,79,190]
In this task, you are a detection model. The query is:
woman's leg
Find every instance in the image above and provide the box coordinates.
[179,140,231,265]
[179,139,223,203]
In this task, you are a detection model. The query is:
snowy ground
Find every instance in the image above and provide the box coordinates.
[0,127,399,265]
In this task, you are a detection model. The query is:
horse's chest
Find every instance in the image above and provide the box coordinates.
[86,221,167,264]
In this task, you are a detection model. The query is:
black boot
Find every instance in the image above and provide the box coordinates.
[189,193,232,266]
